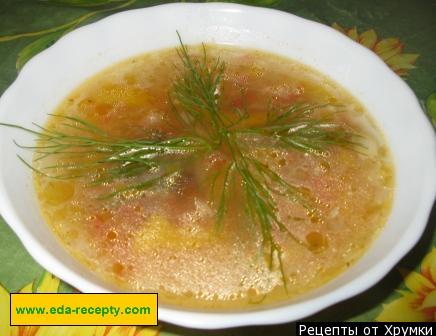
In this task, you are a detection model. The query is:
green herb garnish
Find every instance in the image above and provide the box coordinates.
[0,33,362,285]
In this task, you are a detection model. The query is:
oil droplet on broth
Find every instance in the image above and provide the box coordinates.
[306,232,328,251]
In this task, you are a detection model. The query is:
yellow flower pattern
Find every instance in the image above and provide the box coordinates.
[0,272,160,336]
[332,23,419,77]
[376,248,436,322]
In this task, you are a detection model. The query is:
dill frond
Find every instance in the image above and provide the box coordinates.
[224,133,308,283]
[0,34,365,286]
[170,32,226,143]
[235,104,363,155]
[1,115,211,198]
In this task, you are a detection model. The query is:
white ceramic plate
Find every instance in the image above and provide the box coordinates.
[0,3,435,329]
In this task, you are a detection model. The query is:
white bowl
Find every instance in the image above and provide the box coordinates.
[0,3,435,329]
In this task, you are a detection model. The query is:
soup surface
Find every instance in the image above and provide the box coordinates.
[34,45,393,309]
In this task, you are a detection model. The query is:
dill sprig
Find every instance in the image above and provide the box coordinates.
[235,103,361,155]
[0,116,211,199]
[222,132,311,286]
[171,32,226,143]
[0,34,364,286]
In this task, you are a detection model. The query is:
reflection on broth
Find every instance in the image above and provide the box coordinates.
[33,44,393,310]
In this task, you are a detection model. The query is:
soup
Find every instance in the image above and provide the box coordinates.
[32,43,393,309]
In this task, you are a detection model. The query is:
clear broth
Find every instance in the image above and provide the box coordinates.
[34,45,394,310]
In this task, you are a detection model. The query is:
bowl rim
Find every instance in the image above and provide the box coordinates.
[0,2,435,329]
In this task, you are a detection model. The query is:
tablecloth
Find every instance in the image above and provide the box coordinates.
[0,1,435,334]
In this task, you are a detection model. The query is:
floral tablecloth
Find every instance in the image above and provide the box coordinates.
[0,1,435,335]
